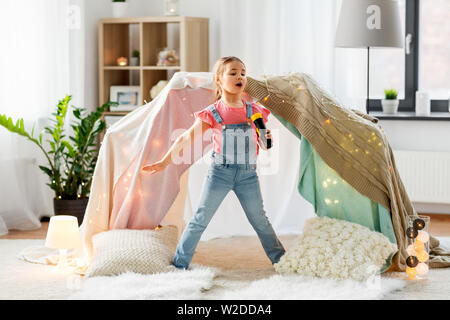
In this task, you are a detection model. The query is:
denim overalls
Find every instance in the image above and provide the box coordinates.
[173,102,285,269]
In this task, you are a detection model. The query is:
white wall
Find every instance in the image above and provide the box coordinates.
[83,1,450,188]
[83,0,220,109]
[380,120,450,152]
[380,120,450,214]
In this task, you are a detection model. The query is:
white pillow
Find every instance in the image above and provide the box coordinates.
[274,216,397,281]
[85,225,178,277]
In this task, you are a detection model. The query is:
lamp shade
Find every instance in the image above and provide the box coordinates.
[45,215,81,249]
[335,0,403,48]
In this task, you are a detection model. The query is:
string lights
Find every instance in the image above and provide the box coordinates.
[256,73,385,168]
[405,216,430,279]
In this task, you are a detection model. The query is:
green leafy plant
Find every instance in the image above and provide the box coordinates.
[0,95,117,200]
[384,88,398,100]
[132,50,140,58]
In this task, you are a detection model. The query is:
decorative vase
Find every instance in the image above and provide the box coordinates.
[415,91,430,116]
[381,99,399,114]
[112,2,128,18]
[53,198,89,226]
[164,0,179,16]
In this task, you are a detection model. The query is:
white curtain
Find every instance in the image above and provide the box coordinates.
[0,0,85,235]
[185,0,372,240]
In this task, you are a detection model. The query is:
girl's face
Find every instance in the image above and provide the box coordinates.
[217,60,247,96]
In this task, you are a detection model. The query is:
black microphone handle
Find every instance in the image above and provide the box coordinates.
[253,118,272,149]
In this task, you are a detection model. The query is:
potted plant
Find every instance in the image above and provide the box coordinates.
[382,88,399,114]
[130,50,140,66]
[112,0,128,18]
[0,95,117,225]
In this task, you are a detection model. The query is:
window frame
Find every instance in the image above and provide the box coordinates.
[369,0,448,113]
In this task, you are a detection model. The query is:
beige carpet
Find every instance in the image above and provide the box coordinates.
[1,235,449,299]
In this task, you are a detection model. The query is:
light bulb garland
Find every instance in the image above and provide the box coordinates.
[257,73,387,170]
[405,217,430,279]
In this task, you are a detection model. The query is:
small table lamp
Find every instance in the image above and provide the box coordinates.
[335,0,404,114]
[45,215,81,271]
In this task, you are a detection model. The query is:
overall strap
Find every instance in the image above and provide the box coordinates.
[208,104,224,124]
[245,102,253,119]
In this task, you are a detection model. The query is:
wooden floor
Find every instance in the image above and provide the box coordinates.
[1,213,449,240]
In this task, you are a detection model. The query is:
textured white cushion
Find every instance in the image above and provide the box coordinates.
[274,217,397,281]
[86,225,178,277]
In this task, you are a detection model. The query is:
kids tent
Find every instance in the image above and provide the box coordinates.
[77,71,450,271]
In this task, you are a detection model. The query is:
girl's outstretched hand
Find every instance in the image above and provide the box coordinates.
[141,159,169,175]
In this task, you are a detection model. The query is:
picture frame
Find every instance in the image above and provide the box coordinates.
[104,114,125,131]
[109,85,141,111]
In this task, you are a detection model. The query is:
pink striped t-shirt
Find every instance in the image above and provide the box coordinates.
[194,99,271,156]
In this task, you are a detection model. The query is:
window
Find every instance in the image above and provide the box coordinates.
[419,0,450,102]
[369,0,449,113]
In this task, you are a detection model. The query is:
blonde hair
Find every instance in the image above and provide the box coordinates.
[212,56,245,101]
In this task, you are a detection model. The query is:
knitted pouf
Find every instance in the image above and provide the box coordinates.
[274,217,397,281]
[85,225,178,277]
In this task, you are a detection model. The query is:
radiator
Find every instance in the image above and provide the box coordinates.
[393,150,450,204]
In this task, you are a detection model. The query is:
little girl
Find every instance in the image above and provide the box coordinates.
[142,56,285,269]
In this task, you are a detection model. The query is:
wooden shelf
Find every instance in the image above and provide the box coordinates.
[103,66,141,70]
[98,16,209,145]
[102,111,130,116]
[141,66,181,70]
[103,66,181,71]
[98,16,209,107]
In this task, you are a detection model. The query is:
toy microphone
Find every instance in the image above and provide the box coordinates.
[251,113,272,149]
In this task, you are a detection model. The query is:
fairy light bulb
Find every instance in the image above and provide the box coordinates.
[406,244,416,256]
[413,218,426,230]
[406,267,417,279]
[417,230,429,243]
[406,256,419,268]
[416,263,429,275]
[416,250,429,263]
[414,240,425,252]
[406,227,418,239]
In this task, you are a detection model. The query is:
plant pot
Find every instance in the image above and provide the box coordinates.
[130,57,139,66]
[53,198,89,226]
[381,99,399,114]
[112,2,128,18]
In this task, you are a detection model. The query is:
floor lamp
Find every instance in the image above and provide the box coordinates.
[335,0,404,114]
